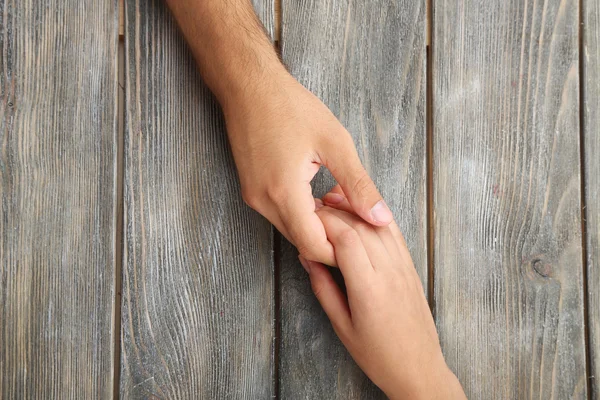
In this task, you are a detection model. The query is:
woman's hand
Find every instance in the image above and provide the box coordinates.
[299,189,466,399]
[223,70,393,266]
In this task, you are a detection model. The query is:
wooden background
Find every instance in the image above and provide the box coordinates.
[434,0,586,398]
[0,0,597,399]
[0,1,118,398]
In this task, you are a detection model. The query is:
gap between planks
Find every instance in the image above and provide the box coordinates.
[113,0,126,398]
[578,0,593,397]
[274,0,281,46]
[426,0,435,313]
[273,1,282,398]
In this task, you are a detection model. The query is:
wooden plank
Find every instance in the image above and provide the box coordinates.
[584,0,600,397]
[252,0,275,42]
[120,1,275,398]
[279,1,427,398]
[433,0,587,398]
[0,1,118,398]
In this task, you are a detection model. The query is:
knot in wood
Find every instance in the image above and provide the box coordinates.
[532,258,552,278]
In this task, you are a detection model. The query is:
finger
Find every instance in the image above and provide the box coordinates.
[318,206,394,271]
[259,205,294,243]
[299,256,352,336]
[327,183,346,199]
[276,186,336,266]
[323,191,408,252]
[258,197,334,264]
[319,135,393,226]
[322,184,352,211]
[322,191,415,273]
[323,193,403,259]
[314,198,324,210]
[316,207,374,287]
[323,191,354,213]
[329,184,344,195]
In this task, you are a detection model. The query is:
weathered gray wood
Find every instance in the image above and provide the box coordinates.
[252,0,275,41]
[433,0,586,398]
[584,0,600,397]
[279,1,427,398]
[0,1,118,398]
[120,0,275,398]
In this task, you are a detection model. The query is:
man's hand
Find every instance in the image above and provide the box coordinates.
[224,69,392,265]
[300,199,466,399]
[166,0,392,265]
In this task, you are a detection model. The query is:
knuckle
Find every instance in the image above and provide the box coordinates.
[297,240,323,262]
[241,188,262,210]
[350,170,375,199]
[352,221,372,236]
[297,245,314,260]
[242,188,257,209]
[336,128,356,147]
[337,228,360,246]
[266,184,288,205]
[296,238,315,257]
[311,280,325,298]
[388,274,406,291]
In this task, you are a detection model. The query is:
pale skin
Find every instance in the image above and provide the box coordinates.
[304,186,466,399]
[165,0,466,397]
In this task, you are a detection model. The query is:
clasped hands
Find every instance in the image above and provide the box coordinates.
[161,0,464,395]
[224,69,465,399]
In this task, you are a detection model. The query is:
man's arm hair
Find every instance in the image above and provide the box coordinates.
[165,0,282,113]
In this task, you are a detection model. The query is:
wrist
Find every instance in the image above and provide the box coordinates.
[386,362,465,400]
[220,60,293,121]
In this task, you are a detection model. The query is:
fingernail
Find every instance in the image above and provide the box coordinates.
[314,198,324,209]
[370,200,393,223]
[323,192,345,204]
[298,255,311,274]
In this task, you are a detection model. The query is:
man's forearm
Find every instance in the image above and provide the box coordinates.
[165,0,284,112]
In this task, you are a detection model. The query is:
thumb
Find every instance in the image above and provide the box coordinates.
[321,136,393,226]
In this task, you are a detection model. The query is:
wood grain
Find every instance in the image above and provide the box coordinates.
[0,0,118,398]
[252,0,275,42]
[120,1,275,398]
[433,0,587,398]
[279,1,427,398]
[584,0,600,397]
